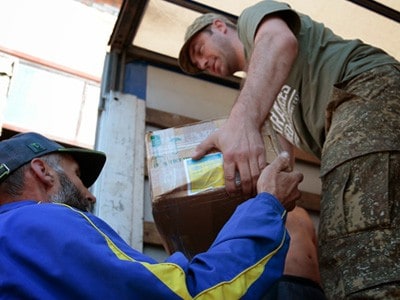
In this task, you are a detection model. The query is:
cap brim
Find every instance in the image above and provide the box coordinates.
[178,34,203,75]
[58,148,106,188]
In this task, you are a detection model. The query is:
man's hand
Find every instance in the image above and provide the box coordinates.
[257,152,303,211]
[192,116,266,197]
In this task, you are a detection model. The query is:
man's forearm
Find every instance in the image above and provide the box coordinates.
[232,17,298,127]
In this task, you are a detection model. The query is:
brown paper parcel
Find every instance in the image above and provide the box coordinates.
[145,118,281,259]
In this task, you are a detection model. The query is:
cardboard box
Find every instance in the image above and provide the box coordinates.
[145,118,281,259]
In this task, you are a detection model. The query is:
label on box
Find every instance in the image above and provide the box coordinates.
[184,153,224,195]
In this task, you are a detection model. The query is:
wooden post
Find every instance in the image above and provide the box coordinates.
[93,91,145,251]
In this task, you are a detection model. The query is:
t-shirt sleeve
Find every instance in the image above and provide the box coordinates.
[238,0,301,57]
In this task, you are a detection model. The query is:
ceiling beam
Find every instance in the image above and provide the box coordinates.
[108,0,149,52]
[347,0,400,23]
[162,0,238,22]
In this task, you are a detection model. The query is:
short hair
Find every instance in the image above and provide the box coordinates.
[0,153,63,197]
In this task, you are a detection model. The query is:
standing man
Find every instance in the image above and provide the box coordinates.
[178,1,400,298]
[0,132,303,299]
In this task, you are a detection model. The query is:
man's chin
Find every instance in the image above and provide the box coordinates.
[86,203,94,213]
[62,199,93,212]
[76,201,93,213]
[219,66,233,77]
[209,69,226,77]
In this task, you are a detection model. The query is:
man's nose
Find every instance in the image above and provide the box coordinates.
[197,57,208,71]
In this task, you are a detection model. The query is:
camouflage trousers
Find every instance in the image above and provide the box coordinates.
[319,64,400,299]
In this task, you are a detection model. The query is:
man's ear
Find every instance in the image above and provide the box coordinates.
[30,158,55,187]
[213,19,228,33]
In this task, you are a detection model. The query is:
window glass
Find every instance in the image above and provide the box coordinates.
[4,61,99,147]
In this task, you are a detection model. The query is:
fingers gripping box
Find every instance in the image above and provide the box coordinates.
[145,118,281,259]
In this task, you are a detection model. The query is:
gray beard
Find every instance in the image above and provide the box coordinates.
[49,171,93,212]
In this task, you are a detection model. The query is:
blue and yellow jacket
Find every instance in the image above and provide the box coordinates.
[0,192,288,299]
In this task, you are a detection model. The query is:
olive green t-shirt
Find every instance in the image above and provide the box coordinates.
[238,0,399,158]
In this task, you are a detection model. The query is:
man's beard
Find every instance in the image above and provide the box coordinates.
[49,171,93,212]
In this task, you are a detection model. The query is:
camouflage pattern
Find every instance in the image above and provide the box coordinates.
[318,64,400,299]
[321,64,400,176]
[319,153,400,299]
[347,283,400,300]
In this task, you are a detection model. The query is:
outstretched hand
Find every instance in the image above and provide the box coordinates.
[192,117,266,197]
[257,152,303,211]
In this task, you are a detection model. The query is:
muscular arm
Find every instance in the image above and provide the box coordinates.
[194,16,298,196]
[234,16,298,128]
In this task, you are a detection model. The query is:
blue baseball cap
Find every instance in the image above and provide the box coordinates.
[0,132,106,187]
